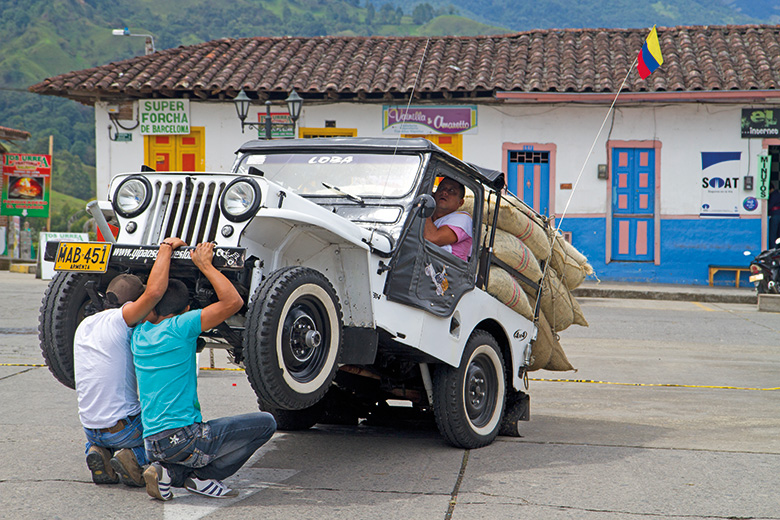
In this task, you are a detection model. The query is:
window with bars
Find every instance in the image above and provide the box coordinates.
[509,151,549,164]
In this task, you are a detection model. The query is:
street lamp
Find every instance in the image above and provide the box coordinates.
[234,89,304,138]
[112,27,155,55]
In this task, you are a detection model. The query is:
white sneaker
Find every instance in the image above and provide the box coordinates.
[184,477,238,498]
[143,463,173,501]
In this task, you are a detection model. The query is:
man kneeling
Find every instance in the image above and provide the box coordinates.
[132,242,276,500]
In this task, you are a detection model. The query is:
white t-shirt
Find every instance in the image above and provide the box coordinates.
[74,306,141,429]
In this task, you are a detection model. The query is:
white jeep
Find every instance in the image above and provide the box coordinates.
[40,137,543,449]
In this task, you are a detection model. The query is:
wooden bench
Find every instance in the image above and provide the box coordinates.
[708,265,751,287]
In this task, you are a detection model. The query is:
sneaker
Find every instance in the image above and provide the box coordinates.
[110,449,145,487]
[184,477,238,498]
[143,463,173,501]
[86,446,119,485]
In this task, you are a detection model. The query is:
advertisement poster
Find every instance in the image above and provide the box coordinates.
[1,153,52,218]
[256,112,295,139]
[382,105,478,135]
[741,108,780,138]
[700,151,754,217]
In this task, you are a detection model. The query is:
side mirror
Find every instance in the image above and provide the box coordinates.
[414,194,436,219]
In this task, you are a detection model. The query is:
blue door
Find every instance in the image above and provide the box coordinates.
[508,149,550,216]
[611,148,655,261]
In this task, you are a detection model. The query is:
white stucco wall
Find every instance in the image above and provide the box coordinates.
[94,99,768,218]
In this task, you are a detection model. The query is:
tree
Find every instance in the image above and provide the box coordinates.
[412,3,434,24]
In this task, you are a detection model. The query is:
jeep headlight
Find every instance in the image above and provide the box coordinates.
[220,177,261,222]
[113,175,152,218]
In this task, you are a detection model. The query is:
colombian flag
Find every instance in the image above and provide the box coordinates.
[637,26,663,79]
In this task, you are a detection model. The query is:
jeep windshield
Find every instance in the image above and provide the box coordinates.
[233,153,421,198]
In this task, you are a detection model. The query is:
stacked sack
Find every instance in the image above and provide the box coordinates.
[464,194,593,371]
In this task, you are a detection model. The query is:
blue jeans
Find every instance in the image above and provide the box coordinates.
[144,412,276,488]
[84,414,148,466]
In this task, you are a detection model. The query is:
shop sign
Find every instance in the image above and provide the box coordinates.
[741,108,780,138]
[1,153,51,218]
[139,99,190,135]
[382,105,478,135]
[256,112,295,139]
[700,151,744,217]
[756,154,772,199]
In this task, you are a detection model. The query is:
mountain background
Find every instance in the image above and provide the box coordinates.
[1,0,779,231]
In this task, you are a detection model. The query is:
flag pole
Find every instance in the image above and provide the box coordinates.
[531,54,640,327]
[554,54,638,235]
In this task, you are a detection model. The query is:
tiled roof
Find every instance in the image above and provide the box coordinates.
[29,25,780,104]
[0,125,31,141]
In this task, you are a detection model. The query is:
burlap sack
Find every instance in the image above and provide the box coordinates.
[548,232,594,290]
[527,312,574,372]
[463,194,552,261]
[520,265,588,332]
[492,228,543,283]
[486,266,533,321]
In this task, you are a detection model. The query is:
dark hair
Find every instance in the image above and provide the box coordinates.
[438,177,466,198]
[155,279,190,317]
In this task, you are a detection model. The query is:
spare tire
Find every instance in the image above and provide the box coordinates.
[38,271,115,389]
[244,266,343,410]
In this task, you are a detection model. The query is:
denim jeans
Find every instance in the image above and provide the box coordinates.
[84,414,148,466]
[144,412,276,488]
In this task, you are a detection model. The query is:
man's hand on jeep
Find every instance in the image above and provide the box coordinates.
[191,242,215,271]
[163,237,187,250]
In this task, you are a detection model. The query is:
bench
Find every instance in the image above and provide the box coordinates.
[708,265,751,287]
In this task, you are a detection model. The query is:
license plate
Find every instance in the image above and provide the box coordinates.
[749,273,764,282]
[54,242,113,273]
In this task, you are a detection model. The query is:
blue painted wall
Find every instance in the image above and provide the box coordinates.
[560,217,762,287]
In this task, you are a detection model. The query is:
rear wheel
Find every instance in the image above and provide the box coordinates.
[433,330,506,449]
[244,267,343,410]
[38,271,115,389]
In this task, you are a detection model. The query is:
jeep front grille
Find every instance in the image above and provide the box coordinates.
[145,178,226,245]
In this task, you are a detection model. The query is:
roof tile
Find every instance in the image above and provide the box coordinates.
[29,25,780,103]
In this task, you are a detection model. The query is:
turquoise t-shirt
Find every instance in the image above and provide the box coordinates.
[131,309,203,437]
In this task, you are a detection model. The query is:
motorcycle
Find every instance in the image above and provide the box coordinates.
[749,238,780,294]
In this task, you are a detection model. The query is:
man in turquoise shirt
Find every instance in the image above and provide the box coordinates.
[133,241,276,500]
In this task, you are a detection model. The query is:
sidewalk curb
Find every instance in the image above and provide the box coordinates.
[9,263,37,275]
[572,286,757,304]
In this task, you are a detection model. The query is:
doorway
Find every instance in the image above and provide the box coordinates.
[611,147,656,262]
[144,127,204,172]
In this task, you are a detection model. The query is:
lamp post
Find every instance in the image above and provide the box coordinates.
[234,89,303,138]
[111,27,155,55]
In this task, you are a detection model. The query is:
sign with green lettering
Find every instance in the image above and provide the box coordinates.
[756,154,772,199]
[139,99,190,135]
[741,108,780,138]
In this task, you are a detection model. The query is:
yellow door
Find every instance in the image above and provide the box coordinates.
[403,134,462,159]
[144,127,205,171]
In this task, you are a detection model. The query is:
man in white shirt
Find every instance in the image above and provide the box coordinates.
[423,177,473,261]
[74,237,185,486]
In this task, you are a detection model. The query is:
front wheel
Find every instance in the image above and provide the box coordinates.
[244,267,343,410]
[433,330,506,449]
